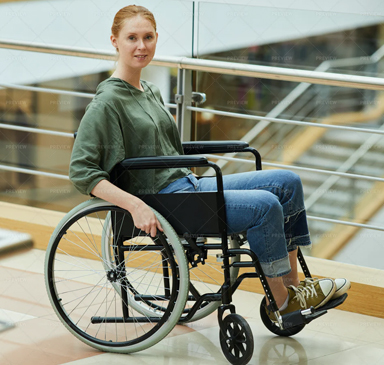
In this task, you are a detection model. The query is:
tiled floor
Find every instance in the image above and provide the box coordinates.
[1,249,384,365]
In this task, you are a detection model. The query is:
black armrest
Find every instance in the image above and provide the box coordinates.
[119,155,209,170]
[182,141,249,155]
[112,155,225,197]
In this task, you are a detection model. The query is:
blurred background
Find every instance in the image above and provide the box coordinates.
[1,0,384,269]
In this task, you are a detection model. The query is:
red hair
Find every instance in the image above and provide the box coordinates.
[111,5,157,38]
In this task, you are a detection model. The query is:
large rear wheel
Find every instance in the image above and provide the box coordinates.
[45,199,189,353]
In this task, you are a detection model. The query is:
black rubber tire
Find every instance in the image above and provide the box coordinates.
[45,199,189,353]
[219,313,254,365]
[259,297,305,337]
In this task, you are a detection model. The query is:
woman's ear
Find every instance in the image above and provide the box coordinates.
[110,34,118,49]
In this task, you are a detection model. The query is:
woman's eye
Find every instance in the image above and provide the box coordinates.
[146,36,153,40]
[128,36,136,40]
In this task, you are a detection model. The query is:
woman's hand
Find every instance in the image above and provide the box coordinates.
[130,200,163,237]
[91,179,163,238]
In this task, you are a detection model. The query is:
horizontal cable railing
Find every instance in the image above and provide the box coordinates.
[1,39,384,234]
[0,82,177,109]
[305,122,384,209]
[0,123,73,137]
[188,106,384,136]
[0,82,95,98]
[307,216,384,233]
[0,164,68,180]
[203,155,384,183]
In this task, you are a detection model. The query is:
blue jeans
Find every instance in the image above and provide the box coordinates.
[158,170,311,278]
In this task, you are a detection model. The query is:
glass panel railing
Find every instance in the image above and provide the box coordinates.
[197,2,384,74]
[194,3,383,155]
[194,2,384,159]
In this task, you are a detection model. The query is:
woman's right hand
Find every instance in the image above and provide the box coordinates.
[130,199,164,238]
[90,180,163,238]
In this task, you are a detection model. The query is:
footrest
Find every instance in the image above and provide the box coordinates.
[281,294,348,329]
[303,310,327,323]
[315,293,348,311]
[282,307,328,329]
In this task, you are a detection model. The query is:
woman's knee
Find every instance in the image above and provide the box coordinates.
[252,190,284,222]
[224,190,284,232]
[277,170,303,198]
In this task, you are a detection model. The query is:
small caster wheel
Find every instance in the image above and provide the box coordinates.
[219,313,254,365]
[260,297,305,337]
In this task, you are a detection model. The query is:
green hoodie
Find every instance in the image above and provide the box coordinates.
[69,77,191,196]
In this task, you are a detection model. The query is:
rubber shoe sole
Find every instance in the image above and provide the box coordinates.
[333,278,351,299]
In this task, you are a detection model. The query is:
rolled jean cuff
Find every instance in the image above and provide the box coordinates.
[260,255,291,278]
[287,234,312,252]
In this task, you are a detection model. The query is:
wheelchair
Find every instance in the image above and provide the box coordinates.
[44,141,347,365]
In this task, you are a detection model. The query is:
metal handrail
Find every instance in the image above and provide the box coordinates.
[1,39,383,90]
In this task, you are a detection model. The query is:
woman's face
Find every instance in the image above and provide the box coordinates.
[111,15,158,70]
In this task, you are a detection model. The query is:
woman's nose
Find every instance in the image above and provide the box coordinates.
[137,39,146,50]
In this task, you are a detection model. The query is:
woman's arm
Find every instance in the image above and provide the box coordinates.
[91,179,163,237]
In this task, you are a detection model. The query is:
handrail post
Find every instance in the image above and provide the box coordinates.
[176,69,192,141]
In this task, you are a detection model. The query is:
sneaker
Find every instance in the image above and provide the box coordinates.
[300,277,351,299]
[266,278,336,322]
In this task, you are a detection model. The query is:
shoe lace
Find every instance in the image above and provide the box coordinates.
[289,283,318,308]
[302,277,319,285]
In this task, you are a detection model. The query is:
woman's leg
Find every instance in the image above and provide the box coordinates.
[196,171,309,305]
[197,170,311,251]
[159,174,295,305]
[159,172,335,312]
[282,249,300,287]
[197,170,310,275]
[265,277,289,308]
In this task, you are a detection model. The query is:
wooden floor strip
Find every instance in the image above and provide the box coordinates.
[0,206,382,319]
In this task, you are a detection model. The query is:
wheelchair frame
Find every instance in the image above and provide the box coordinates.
[110,141,316,322]
[45,140,347,365]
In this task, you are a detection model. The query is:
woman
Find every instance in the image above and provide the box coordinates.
[69,5,350,320]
